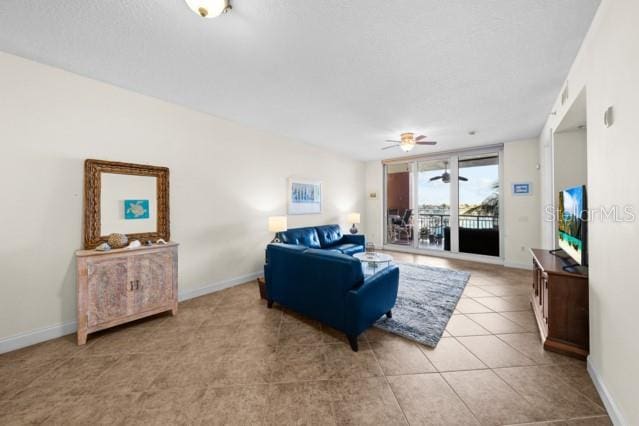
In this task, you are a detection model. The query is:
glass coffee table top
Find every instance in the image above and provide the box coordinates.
[353,252,394,276]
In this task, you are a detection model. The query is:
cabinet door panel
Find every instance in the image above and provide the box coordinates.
[87,257,129,327]
[542,276,549,322]
[131,253,173,313]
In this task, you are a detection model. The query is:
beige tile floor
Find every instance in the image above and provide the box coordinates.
[0,250,610,425]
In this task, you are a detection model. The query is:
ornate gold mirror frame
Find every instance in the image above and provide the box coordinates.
[84,159,170,249]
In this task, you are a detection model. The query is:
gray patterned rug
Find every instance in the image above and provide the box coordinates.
[374,262,470,347]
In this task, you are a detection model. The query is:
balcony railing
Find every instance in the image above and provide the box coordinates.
[418,212,498,232]
[387,209,498,246]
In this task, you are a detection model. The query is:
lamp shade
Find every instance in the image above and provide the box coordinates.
[184,0,229,18]
[268,216,288,233]
[347,213,361,224]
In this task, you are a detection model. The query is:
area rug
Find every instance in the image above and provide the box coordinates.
[374,262,470,347]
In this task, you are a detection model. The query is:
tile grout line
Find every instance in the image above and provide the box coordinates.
[493,360,609,413]
[438,371,483,425]
[453,328,537,369]
[368,342,411,425]
[418,334,490,424]
[446,321,589,425]
[417,335,489,372]
[452,324,546,413]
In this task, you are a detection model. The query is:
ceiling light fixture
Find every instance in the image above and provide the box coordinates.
[399,132,416,152]
[185,0,231,18]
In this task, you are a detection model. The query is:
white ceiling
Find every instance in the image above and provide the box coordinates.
[0,0,600,161]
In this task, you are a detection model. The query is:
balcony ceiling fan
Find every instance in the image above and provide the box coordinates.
[382,132,437,152]
[430,162,468,183]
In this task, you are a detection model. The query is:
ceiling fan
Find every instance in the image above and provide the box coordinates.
[382,132,437,152]
[430,162,468,183]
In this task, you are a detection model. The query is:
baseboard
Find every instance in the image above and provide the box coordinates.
[0,271,261,355]
[587,357,626,425]
[382,244,505,265]
[177,270,261,301]
[0,320,77,355]
[503,260,533,270]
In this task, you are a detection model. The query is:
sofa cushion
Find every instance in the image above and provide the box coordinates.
[278,227,321,249]
[331,243,364,256]
[315,225,343,248]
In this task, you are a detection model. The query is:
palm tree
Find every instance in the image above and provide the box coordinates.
[464,181,499,216]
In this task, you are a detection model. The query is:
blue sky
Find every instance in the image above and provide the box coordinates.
[418,164,498,206]
[563,186,584,218]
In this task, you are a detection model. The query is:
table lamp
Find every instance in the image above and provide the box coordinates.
[268,216,287,243]
[347,212,360,234]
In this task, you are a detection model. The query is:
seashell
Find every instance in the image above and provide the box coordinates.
[107,233,128,249]
[95,242,111,251]
[156,238,167,245]
[127,240,142,249]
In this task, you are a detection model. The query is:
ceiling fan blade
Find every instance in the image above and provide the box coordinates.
[381,145,399,150]
[415,135,427,141]
[384,140,401,143]
[429,176,443,181]
[459,176,469,181]
[416,141,437,145]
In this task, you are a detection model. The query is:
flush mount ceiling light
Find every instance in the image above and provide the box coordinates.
[185,0,231,18]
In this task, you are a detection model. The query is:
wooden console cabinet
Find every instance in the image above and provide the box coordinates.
[76,243,178,345]
[530,248,588,359]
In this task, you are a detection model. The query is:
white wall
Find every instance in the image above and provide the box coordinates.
[363,140,541,268]
[0,52,365,347]
[552,128,587,247]
[538,0,639,423]
[554,129,588,202]
[503,139,541,267]
[364,161,384,248]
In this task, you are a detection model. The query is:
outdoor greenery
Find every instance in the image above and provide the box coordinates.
[463,181,499,216]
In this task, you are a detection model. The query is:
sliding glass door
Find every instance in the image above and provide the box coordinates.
[458,154,500,256]
[416,159,450,251]
[385,162,413,246]
[384,148,502,259]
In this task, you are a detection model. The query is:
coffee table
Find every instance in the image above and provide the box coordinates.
[353,252,394,276]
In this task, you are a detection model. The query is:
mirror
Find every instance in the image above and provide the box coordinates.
[84,159,170,248]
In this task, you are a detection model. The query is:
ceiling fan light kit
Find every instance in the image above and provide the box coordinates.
[185,0,231,18]
[429,162,468,183]
[383,132,437,152]
[400,132,415,152]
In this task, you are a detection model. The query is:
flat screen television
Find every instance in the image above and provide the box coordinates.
[557,185,588,266]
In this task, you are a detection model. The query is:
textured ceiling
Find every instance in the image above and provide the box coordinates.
[0,0,600,160]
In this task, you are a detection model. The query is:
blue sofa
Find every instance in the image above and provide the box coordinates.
[264,243,399,351]
[277,224,365,255]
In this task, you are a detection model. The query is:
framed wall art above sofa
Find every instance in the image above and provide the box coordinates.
[287,178,322,215]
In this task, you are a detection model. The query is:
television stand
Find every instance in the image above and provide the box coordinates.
[562,262,588,274]
[547,248,588,274]
[530,248,589,360]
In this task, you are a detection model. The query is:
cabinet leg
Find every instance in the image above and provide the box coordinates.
[171,304,178,316]
[77,331,87,346]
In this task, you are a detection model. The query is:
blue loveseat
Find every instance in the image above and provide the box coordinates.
[277,224,365,255]
[264,242,399,351]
